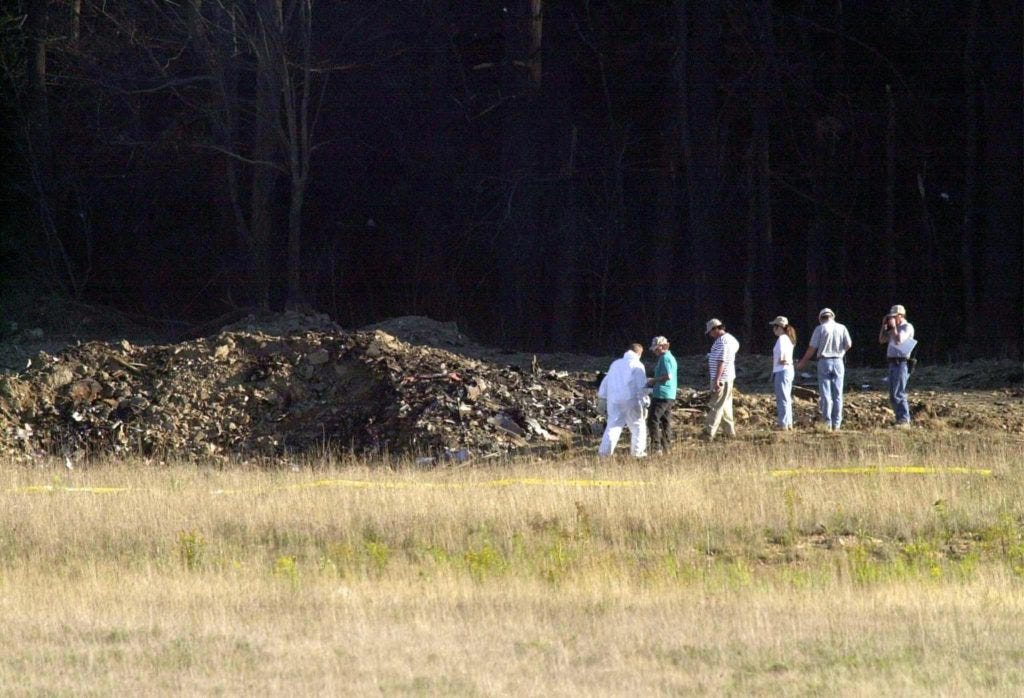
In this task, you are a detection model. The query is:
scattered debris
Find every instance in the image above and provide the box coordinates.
[1,314,1020,463]
[0,329,602,462]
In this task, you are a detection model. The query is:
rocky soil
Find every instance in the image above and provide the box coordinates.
[1,312,1021,464]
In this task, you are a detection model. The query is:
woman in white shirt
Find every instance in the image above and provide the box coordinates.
[769,316,797,429]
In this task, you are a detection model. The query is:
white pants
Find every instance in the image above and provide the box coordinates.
[598,399,647,457]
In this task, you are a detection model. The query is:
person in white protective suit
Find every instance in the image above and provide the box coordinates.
[597,343,650,457]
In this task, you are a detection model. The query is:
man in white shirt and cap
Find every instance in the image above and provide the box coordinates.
[796,308,853,431]
[878,304,916,426]
[597,343,649,457]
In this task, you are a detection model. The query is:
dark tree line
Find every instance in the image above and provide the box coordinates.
[1,0,1021,360]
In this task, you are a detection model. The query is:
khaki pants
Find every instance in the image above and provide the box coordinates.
[705,380,735,439]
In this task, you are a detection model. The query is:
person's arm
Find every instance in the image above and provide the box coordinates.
[632,367,648,399]
[795,344,816,372]
[648,355,673,385]
[796,327,819,371]
[713,346,731,389]
[879,316,894,344]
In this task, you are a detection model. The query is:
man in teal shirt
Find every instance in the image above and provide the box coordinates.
[646,335,678,454]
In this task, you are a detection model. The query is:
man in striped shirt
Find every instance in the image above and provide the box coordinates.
[705,318,740,440]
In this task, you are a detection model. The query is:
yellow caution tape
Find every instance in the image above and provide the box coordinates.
[482,477,645,488]
[15,485,130,494]
[10,469,991,495]
[770,466,992,477]
[212,477,646,494]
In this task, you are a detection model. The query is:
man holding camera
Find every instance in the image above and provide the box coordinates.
[878,304,916,427]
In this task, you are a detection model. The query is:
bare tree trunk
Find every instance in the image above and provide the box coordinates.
[960,0,980,346]
[250,12,280,312]
[648,155,678,332]
[24,0,72,292]
[806,128,831,326]
[497,0,540,346]
[529,0,543,86]
[916,166,941,343]
[883,84,897,299]
[675,0,722,326]
[805,0,844,328]
[550,127,578,350]
[188,0,269,308]
[71,0,83,46]
[742,152,757,345]
[281,0,315,309]
[750,0,775,349]
[978,0,1023,357]
[27,0,47,117]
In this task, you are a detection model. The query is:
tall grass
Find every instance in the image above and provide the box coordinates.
[0,433,1021,694]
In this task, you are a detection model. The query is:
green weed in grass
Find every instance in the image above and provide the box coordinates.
[272,555,299,587]
[463,543,507,581]
[363,540,391,576]
[177,530,206,571]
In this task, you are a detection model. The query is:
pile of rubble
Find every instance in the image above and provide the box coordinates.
[0,328,611,462]
[1,314,1020,463]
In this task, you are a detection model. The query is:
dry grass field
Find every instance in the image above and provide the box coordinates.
[1,431,1022,695]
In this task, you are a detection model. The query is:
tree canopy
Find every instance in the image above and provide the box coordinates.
[1,0,1021,359]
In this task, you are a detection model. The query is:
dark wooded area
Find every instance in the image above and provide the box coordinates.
[1,1,1021,359]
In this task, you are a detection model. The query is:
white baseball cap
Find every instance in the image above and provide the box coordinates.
[769,315,789,327]
[649,336,669,350]
[705,318,723,334]
[818,308,835,319]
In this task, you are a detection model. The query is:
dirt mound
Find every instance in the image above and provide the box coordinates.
[2,311,1020,464]
[0,329,605,462]
[0,293,166,374]
[903,359,1024,390]
[221,310,344,336]
[361,316,472,349]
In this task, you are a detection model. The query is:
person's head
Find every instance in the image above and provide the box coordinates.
[769,316,788,336]
[888,304,906,322]
[818,308,835,324]
[628,342,643,357]
[705,318,725,339]
[649,335,670,356]
[770,315,796,342]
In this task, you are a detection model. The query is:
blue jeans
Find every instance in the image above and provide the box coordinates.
[817,357,845,429]
[773,368,794,427]
[888,360,911,423]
